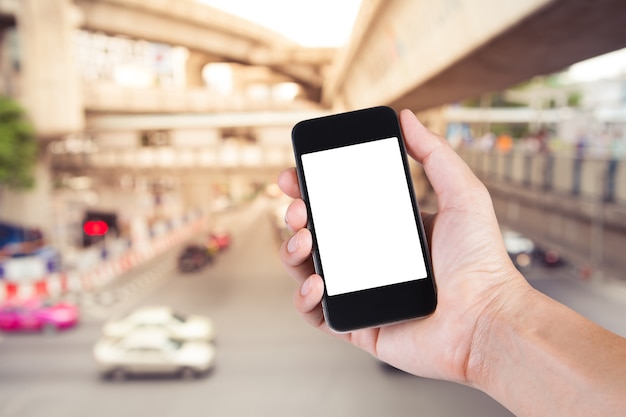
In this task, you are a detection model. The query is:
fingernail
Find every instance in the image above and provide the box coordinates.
[287,233,298,253]
[301,277,311,296]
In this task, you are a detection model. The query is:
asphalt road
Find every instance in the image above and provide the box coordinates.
[1,196,624,417]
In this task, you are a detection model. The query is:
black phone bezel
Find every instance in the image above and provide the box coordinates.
[291,106,437,332]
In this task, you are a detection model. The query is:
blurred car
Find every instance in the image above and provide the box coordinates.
[207,229,231,254]
[0,298,79,333]
[533,246,566,268]
[102,306,216,342]
[177,244,213,272]
[502,229,535,269]
[502,228,566,269]
[0,221,44,257]
[94,329,216,380]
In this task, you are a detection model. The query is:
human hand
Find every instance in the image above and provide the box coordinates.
[277,109,531,385]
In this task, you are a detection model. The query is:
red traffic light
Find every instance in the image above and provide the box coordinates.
[83,220,108,236]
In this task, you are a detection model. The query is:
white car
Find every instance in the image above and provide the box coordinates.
[102,306,215,342]
[502,229,535,268]
[94,329,216,380]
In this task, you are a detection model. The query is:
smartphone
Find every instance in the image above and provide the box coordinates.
[291,106,437,332]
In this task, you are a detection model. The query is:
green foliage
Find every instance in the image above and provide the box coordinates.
[0,96,37,189]
[567,91,582,107]
[491,123,530,138]
[461,93,525,108]
[490,93,525,108]
[460,97,482,108]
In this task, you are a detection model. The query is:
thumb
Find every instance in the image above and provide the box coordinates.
[399,109,486,211]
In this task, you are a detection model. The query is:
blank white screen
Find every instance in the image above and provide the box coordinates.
[301,137,427,296]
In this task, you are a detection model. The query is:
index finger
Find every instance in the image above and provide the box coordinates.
[277,168,301,199]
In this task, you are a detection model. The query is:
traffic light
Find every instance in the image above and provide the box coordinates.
[81,211,117,247]
[83,220,109,236]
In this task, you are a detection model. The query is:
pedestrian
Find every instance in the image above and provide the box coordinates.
[572,131,588,195]
[604,131,626,202]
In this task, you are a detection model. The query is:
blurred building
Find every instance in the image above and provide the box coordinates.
[0,0,333,258]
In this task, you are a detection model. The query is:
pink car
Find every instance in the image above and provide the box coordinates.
[207,230,231,253]
[0,298,79,333]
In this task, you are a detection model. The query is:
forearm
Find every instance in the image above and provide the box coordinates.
[469,282,626,416]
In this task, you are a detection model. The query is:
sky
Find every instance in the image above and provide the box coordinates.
[195,0,363,47]
[566,47,626,83]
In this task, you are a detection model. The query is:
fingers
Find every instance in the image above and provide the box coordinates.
[278,169,328,331]
[292,274,326,329]
[277,168,301,199]
[285,199,307,233]
[279,228,315,283]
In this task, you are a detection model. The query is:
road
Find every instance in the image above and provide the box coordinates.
[1,196,625,417]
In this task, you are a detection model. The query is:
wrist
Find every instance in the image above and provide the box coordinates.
[464,272,626,416]
[464,270,535,390]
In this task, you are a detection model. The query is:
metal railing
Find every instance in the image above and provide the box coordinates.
[457,147,626,204]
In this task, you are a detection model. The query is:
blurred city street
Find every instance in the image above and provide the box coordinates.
[0,198,511,417]
[2,196,626,417]
[2,0,626,415]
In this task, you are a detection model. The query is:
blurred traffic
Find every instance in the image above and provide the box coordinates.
[93,329,216,380]
[0,297,79,333]
[2,0,626,416]
[503,229,566,270]
[2,193,626,417]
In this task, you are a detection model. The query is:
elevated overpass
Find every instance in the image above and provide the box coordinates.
[76,0,626,130]
[74,0,626,112]
[11,0,626,132]
[326,0,626,111]
[74,0,333,100]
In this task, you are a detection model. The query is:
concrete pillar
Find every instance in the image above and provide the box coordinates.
[185,50,212,88]
[17,0,83,137]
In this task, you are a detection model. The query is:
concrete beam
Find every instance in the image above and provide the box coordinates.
[327,0,626,112]
[82,82,323,114]
[85,109,329,131]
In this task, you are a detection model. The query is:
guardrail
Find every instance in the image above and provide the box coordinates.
[457,147,626,204]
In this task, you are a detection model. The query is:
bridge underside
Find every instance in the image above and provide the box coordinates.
[389,0,626,111]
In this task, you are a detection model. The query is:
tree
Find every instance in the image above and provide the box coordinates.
[0,96,37,189]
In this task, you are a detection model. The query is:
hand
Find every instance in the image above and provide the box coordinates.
[277,109,531,384]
